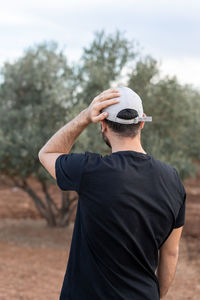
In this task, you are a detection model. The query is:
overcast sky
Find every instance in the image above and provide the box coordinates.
[0,0,199,88]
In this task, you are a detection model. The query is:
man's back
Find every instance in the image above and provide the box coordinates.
[56,150,186,300]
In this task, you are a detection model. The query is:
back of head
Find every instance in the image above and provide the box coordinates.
[101,86,152,138]
[104,109,142,138]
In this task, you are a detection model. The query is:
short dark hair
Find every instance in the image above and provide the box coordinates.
[104,108,141,138]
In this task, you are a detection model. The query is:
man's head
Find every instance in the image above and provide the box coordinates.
[100,110,146,149]
[99,86,152,149]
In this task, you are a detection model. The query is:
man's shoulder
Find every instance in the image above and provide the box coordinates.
[83,151,104,165]
[150,155,177,175]
[84,151,177,175]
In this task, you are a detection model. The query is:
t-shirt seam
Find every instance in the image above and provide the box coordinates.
[111,152,151,160]
[55,154,67,191]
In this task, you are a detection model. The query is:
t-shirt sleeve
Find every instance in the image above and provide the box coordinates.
[55,152,87,193]
[173,168,187,228]
[174,193,186,228]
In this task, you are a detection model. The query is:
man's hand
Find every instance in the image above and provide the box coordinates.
[87,88,121,123]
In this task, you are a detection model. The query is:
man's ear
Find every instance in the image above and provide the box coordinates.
[140,113,146,129]
[100,120,107,133]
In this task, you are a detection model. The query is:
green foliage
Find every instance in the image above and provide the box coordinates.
[128,56,200,179]
[77,29,136,105]
[0,41,88,182]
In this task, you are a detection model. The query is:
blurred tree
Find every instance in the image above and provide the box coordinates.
[128,56,200,179]
[0,41,89,227]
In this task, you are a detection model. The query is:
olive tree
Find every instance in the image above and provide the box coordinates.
[0,41,89,226]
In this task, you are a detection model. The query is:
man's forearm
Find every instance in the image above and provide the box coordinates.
[156,252,179,298]
[39,108,90,155]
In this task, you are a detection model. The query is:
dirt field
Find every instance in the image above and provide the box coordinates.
[0,169,200,300]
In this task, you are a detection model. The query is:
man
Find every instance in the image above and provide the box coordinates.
[39,86,186,299]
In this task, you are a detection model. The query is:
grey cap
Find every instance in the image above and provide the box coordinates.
[101,86,152,124]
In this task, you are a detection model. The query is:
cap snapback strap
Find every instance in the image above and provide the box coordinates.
[114,116,152,124]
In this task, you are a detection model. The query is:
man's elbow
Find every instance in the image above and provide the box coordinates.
[166,248,179,258]
[38,149,45,163]
[160,245,180,258]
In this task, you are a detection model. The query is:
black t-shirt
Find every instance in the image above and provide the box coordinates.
[55,150,186,300]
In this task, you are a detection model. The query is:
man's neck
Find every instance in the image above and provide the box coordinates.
[109,133,146,154]
[111,145,147,154]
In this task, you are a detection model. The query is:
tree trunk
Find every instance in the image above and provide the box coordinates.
[3,176,79,227]
[57,191,78,227]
